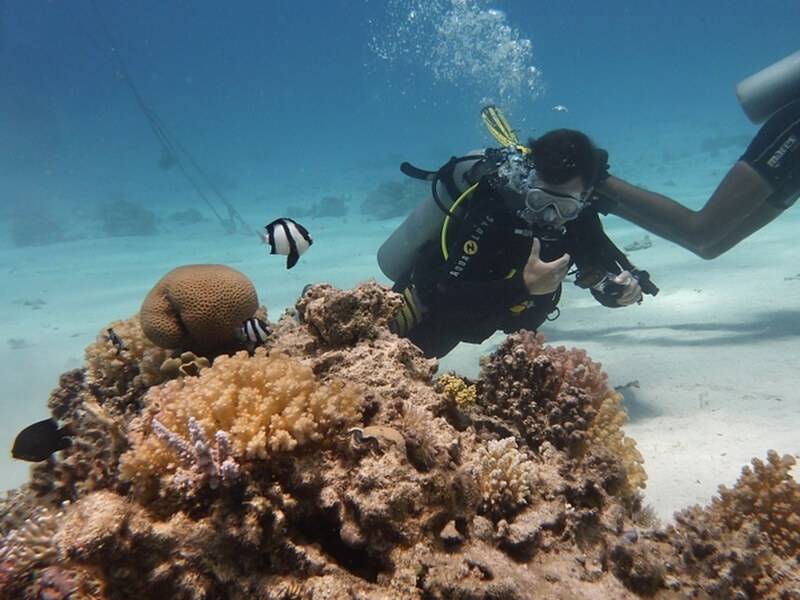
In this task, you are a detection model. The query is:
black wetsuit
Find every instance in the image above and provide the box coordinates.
[741,98,800,209]
[397,162,639,358]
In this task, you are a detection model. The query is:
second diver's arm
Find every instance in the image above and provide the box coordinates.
[596,162,775,260]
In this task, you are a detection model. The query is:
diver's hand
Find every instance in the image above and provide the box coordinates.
[523,238,570,295]
[592,270,643,307]
[610,270,643,305]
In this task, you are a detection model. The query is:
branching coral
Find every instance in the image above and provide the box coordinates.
[473,437,538,518]
[477,333,596,454]
[708,451,799,558]
[586,391,647,493]
[84,315,173,409]
[120,347,364,488]
[0,488,38,539]
[0,505,63,582]
[151,416,241,491]
[436,372,477,408]
[31,372,128,502]
[476,331,645,495]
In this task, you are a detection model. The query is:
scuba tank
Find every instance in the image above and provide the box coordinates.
[379,106,530,282]
[377,149,486,282]
[737,49,800,124]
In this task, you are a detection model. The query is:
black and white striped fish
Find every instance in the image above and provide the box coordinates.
[262,218,313,269]
[238,317,271,345]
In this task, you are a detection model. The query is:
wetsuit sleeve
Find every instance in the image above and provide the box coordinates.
[569,210,660,306]
[569,211,628,274]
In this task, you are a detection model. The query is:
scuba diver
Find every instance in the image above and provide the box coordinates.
[377,107,659,358]
[593,50,800,260]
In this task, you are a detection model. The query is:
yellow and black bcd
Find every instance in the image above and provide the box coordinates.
[389,285,425,335]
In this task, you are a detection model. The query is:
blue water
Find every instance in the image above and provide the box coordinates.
[1,1,799,510]
[3,1,797,219]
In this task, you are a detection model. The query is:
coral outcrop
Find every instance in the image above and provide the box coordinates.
[121,347,364,500]
[475,331,647,496]
[84,315,174,406]
[140,264,260,354]
[2,281,798,599]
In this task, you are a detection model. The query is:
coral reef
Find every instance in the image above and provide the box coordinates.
[31,317,210,505]
[159,351,211,379]
[475,331,647,495]
[709,451,800,559]
[97,199,157,237]
[436,372,477,408]
[28,369,128,503]
[0,505,62,572]
[656,451,800,598]
[360,179,425,220]
[166,208,206,224]
[2,281,798,599]
[9,207,66,247]
[472,437,537,518]
[120,347,364,500]
[287,195,349,219]
[84,315,174,405]
[295,281,401,347]
[140,264,260,354]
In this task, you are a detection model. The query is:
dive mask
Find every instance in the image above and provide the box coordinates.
[518,184,590,229]
[494,148,590,231]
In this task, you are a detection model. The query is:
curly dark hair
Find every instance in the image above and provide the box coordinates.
[527,129,599,187]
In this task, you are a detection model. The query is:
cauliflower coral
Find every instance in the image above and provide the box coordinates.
[120,347,364,483]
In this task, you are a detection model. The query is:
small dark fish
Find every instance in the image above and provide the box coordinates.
[238,317,271,345]
[11,418,71,462]
[106,327,125,354]
[262,218,313,269]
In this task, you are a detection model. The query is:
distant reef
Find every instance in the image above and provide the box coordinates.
[0,271,797,599]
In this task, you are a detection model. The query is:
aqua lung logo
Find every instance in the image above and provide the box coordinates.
[767,134,798,168]
[449,215,493,278]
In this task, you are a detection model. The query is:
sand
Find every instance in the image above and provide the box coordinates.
[1,176,798,525]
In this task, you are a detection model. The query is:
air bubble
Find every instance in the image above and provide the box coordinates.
[369,0,542,104]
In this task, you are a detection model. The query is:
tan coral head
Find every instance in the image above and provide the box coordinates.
[140,264,259,354]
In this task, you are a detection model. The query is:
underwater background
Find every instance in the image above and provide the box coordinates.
[1,0,799,519]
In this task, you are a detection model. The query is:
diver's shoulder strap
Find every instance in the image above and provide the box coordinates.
[401,152,487,206]
[400,162,437,181]
[401,152,487,184]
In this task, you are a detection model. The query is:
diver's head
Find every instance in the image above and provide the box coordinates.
[517,129,601,232]
[527,129,600,189]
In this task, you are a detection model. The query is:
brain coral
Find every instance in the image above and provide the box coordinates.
[120,347,364,486]
[140,264,259,354]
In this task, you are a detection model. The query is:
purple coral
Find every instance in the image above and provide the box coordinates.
[151,417,241,490]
